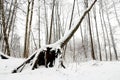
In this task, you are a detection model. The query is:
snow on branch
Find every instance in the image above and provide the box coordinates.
[50,0,97,48]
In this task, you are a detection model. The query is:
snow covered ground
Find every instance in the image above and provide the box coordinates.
[0,58,120,80]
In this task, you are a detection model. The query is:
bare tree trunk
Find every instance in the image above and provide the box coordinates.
[0,25,2,41]
[68,0,76,62]
[10,10,17,57]
[77,0,87,59]
[84,0,96,60]
[23,0,31,58]
[23,0,34,58]
[5,0,13,29]
[105,2,118,60]
[100,0,111,60]
[4,0,17,56]
[69,0,75,29]
[31,31,37,49]
[99,8,108,61]
[103,17,112,60]
[0,0,10,56]
[7,0,17,38]
[73,36,76,62]
[112,0,120,28]
[27,0,34,56]
[63,0,76,59]
[54,2,61,42]
[88,13,96,60]
[0,1,3,49]
[43,0,49,44]
[93,7,102,61]
[38,0,41,48]
[57,7,61,40]
[48,0,55,44]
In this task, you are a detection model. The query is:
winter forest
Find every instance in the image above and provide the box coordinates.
[0,0,120,80]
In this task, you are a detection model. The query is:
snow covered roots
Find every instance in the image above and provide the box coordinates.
[12,47,65,73]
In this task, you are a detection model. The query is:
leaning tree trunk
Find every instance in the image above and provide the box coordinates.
[60,0,97,48]
[12,0,97,73]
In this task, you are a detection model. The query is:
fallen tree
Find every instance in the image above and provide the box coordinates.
[12,0,97,73]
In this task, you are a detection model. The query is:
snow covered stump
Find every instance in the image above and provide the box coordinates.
[12,46,65,73]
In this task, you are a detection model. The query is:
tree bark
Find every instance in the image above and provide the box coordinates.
[93,7,102,61]
[27,0,34,57]
[0,0,11,56]
[48,0,55,44]
[7,0,17,38]
[23,0,31,58]
[38,0,41,48]
[43,0,49,44]
[69,0,75,29]
[84,0,96,60]
[99,8,108,60]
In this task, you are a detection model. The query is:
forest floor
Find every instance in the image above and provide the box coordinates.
[0,57,120,80]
